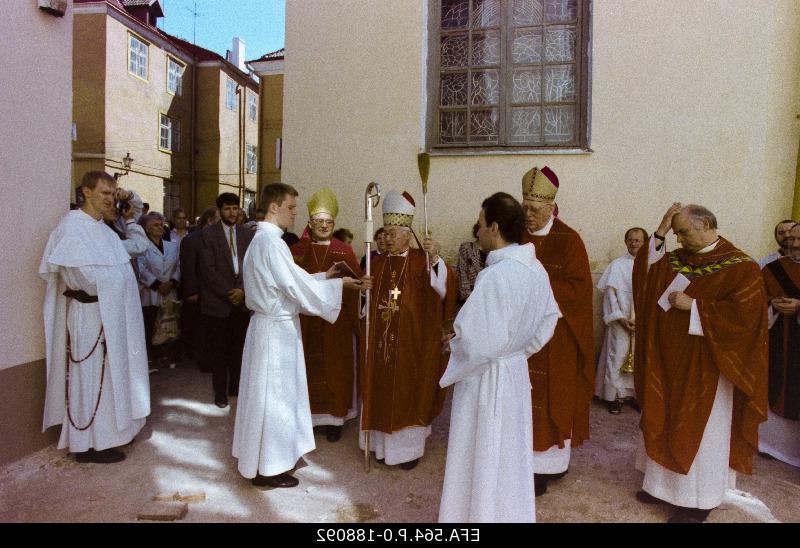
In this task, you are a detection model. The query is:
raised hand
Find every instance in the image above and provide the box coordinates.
[656,202,683,238]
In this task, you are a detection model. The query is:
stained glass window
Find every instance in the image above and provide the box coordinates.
[434,0,589,148]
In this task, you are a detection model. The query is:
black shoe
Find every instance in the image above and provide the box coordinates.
[635,490,667,505]
[376,458,385,464]
[534,475,548,497]
[400,458,419,470]
[538,469,568,481]
[667,507,711,523]
[758,451,777,460]
[251,473,299,488]
[74,448,126,464]
[624,398,641,412]
[608,400,622,414]
[325,425,342,443]
[214,395,229,408]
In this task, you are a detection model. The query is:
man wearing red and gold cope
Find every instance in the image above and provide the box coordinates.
[359,189,457,470]
[519,166,595,497]
[290,188,363,443]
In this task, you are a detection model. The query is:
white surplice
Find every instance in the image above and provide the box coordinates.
[438,243,560,523]
[39,210,150,452]
[594,253,636,401]
[232,221,343,478]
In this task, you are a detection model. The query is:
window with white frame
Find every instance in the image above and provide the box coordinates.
[246,143,257,173]
[226,78,238,111]
[430,0,590,150]
[167,57,184,95]
[248,92,258,122]
[128,33,149,80]
[159,114,180,152]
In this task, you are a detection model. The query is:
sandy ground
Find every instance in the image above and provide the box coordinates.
[1,365,798,523]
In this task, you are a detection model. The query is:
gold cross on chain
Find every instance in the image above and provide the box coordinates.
[390,286,401,300]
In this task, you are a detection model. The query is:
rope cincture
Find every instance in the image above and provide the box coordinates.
[65,325,106,431]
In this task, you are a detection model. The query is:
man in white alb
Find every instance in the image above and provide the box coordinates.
[595,227,646,414]
[439,192,559,523]
[232,183,368,488]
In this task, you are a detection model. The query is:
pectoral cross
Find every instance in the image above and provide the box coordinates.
[390,286,402,300]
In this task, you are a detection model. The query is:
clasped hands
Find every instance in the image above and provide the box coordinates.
[772,297,800,315]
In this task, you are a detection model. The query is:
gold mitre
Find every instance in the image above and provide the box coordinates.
[521,166,559,203]
[307,188,339,219]
[382,189,415,228]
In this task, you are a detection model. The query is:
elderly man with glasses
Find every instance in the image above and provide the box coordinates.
[290,189,363,443]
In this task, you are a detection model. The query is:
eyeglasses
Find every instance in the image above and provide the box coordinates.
[310,219,334,226]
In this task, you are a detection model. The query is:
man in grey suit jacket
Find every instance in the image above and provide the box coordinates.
[199,193,254,408]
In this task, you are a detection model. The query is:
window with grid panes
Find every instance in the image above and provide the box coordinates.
[128,33,149,80]
[246,144,257,173]
[248,93,258,122]
[433,0,589,149]
[226,79,238,111]
[167,57,184,96]
[159,114,180,152]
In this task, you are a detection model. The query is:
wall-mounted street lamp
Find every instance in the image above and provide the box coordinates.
[115,152,134,180]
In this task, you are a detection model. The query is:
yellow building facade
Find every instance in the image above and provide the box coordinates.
[72,0,259,218]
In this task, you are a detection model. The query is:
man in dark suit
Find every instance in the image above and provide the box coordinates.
[179,206,219,370]
[199,193,253,408]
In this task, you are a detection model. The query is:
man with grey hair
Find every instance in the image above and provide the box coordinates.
[632,202,768,522]
[360,190,457,471]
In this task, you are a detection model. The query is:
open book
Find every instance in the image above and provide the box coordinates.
[329,261,359,279]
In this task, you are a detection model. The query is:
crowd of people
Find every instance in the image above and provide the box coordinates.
[38,167,798,523]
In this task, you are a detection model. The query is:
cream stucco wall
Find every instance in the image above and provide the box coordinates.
[0,1,73,370]
[283,0,800,269]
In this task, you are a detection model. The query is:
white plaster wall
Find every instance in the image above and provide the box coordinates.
[0,1,74,370]
[283,0,800,270]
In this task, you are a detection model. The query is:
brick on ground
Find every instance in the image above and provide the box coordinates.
[137,501,188,521]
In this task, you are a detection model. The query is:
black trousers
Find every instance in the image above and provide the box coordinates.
[179,300,202,363]
[203,308,249,398]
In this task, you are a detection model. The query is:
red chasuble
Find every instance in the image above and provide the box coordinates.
[762,257,800,420]
[632,237,768,474]
[521,217,595,451]
[361,249,457,433]
[290,238,362,418]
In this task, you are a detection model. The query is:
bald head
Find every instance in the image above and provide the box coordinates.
[671,204,718,253]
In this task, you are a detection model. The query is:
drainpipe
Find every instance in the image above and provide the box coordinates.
[237,83,244,203]
[190,61,197,219]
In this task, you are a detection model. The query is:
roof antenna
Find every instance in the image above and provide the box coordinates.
[184,0,202,44]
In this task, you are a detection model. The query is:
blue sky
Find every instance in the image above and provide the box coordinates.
[158,0,285,61]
